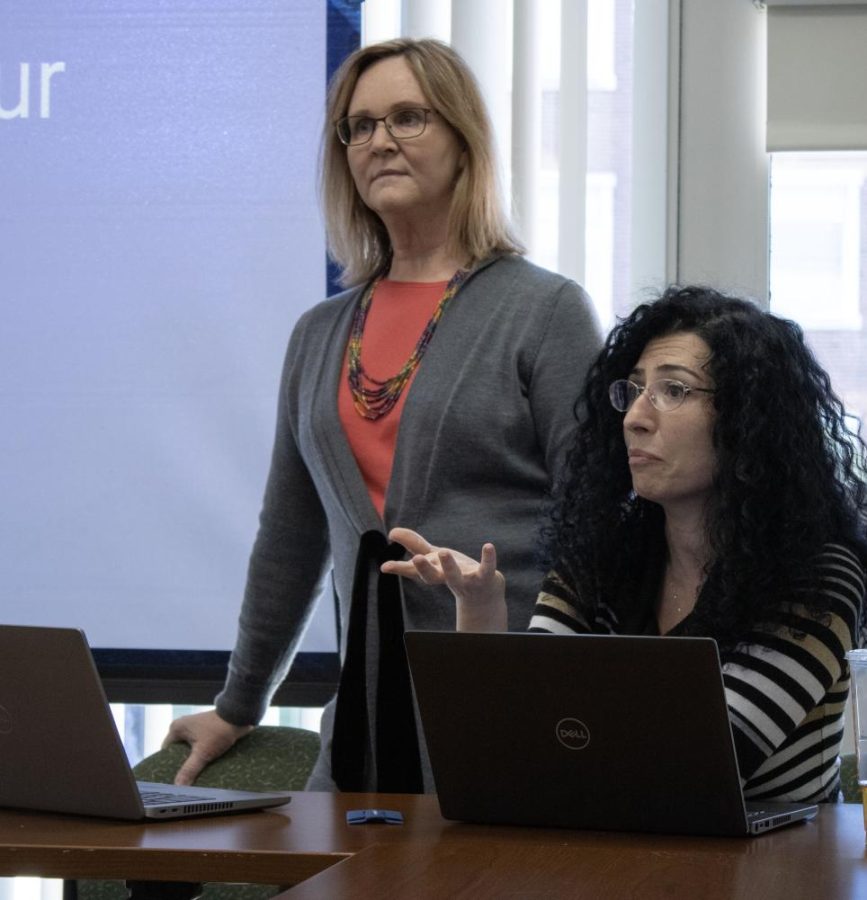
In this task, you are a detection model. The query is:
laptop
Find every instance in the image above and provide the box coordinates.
[405,631,819,837]
[0,624,292,820]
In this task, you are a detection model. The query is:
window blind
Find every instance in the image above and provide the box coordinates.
[767,2,867,150]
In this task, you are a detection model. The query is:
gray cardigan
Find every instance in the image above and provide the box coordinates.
[215,255,601,789]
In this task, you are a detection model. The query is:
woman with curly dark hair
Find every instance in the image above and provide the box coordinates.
[385,285,867,803]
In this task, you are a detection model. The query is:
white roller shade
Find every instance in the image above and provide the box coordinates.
[767,2,867,150]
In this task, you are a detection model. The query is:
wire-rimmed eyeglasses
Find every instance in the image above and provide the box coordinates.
[608,379,715,413]
[336,107,434,146]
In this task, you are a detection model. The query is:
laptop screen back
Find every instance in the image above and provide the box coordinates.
[0,625,145,818]
[406,631,752,836]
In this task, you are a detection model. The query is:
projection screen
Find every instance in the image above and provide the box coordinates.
[0,0,344,654]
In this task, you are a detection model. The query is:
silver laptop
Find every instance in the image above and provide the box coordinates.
[406,631,819,837]
[0,624,292,820]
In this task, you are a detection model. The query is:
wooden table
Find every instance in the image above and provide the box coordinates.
[1,793,865,899]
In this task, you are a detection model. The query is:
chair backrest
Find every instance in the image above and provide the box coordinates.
[133,725,321,792]
[75,725,321,900]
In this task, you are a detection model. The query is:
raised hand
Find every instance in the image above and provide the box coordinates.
[381,527,507,631]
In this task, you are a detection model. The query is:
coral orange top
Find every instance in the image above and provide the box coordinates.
[337,279,448,518]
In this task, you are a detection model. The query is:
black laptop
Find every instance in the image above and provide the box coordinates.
[0,624,292,820]
[405,631,818,837]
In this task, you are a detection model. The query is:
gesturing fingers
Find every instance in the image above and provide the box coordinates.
[382,527,442,580]
[411,552,447,584]
[379,558,424,579]
[439,544,497,595]
[438,549,465,590]
[479,542,497,575]
[381,530,499,602]
[388,527,434,556]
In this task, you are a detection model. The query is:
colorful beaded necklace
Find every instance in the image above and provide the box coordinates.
[347,268,469,420]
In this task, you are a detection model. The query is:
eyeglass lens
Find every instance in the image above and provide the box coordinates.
[338,108,428,145]
[609,380,690,413]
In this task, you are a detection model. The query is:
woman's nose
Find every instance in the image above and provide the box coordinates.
[623,390,657,432]
[369,119,397,151]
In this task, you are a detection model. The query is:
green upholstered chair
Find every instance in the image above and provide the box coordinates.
[839,752,862,804]
[74,725,320,900]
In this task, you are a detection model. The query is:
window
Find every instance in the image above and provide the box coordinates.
[530,0,641,327]
[769,151,867,427]
[362,0,658,330]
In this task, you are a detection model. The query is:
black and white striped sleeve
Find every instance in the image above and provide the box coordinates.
[527,567,626,634]
[722,543,865,786]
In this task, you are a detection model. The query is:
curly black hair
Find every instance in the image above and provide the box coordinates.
[543,285,867,647]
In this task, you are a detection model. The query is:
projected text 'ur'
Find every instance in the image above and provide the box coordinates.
[0,63,67,119]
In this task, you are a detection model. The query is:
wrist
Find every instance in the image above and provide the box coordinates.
[455,583,507,632]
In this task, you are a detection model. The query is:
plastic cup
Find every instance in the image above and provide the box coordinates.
[846,648,867,828]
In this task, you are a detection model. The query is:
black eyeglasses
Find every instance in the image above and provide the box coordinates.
[608,379,715,413]
[336,107,434,146]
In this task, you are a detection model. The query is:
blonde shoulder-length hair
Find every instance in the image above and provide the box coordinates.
[320,38,523,287]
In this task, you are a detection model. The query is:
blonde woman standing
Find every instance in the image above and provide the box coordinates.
[166,38,601,792]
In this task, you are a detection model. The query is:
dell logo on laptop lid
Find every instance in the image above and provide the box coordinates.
[556,717,590,750]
